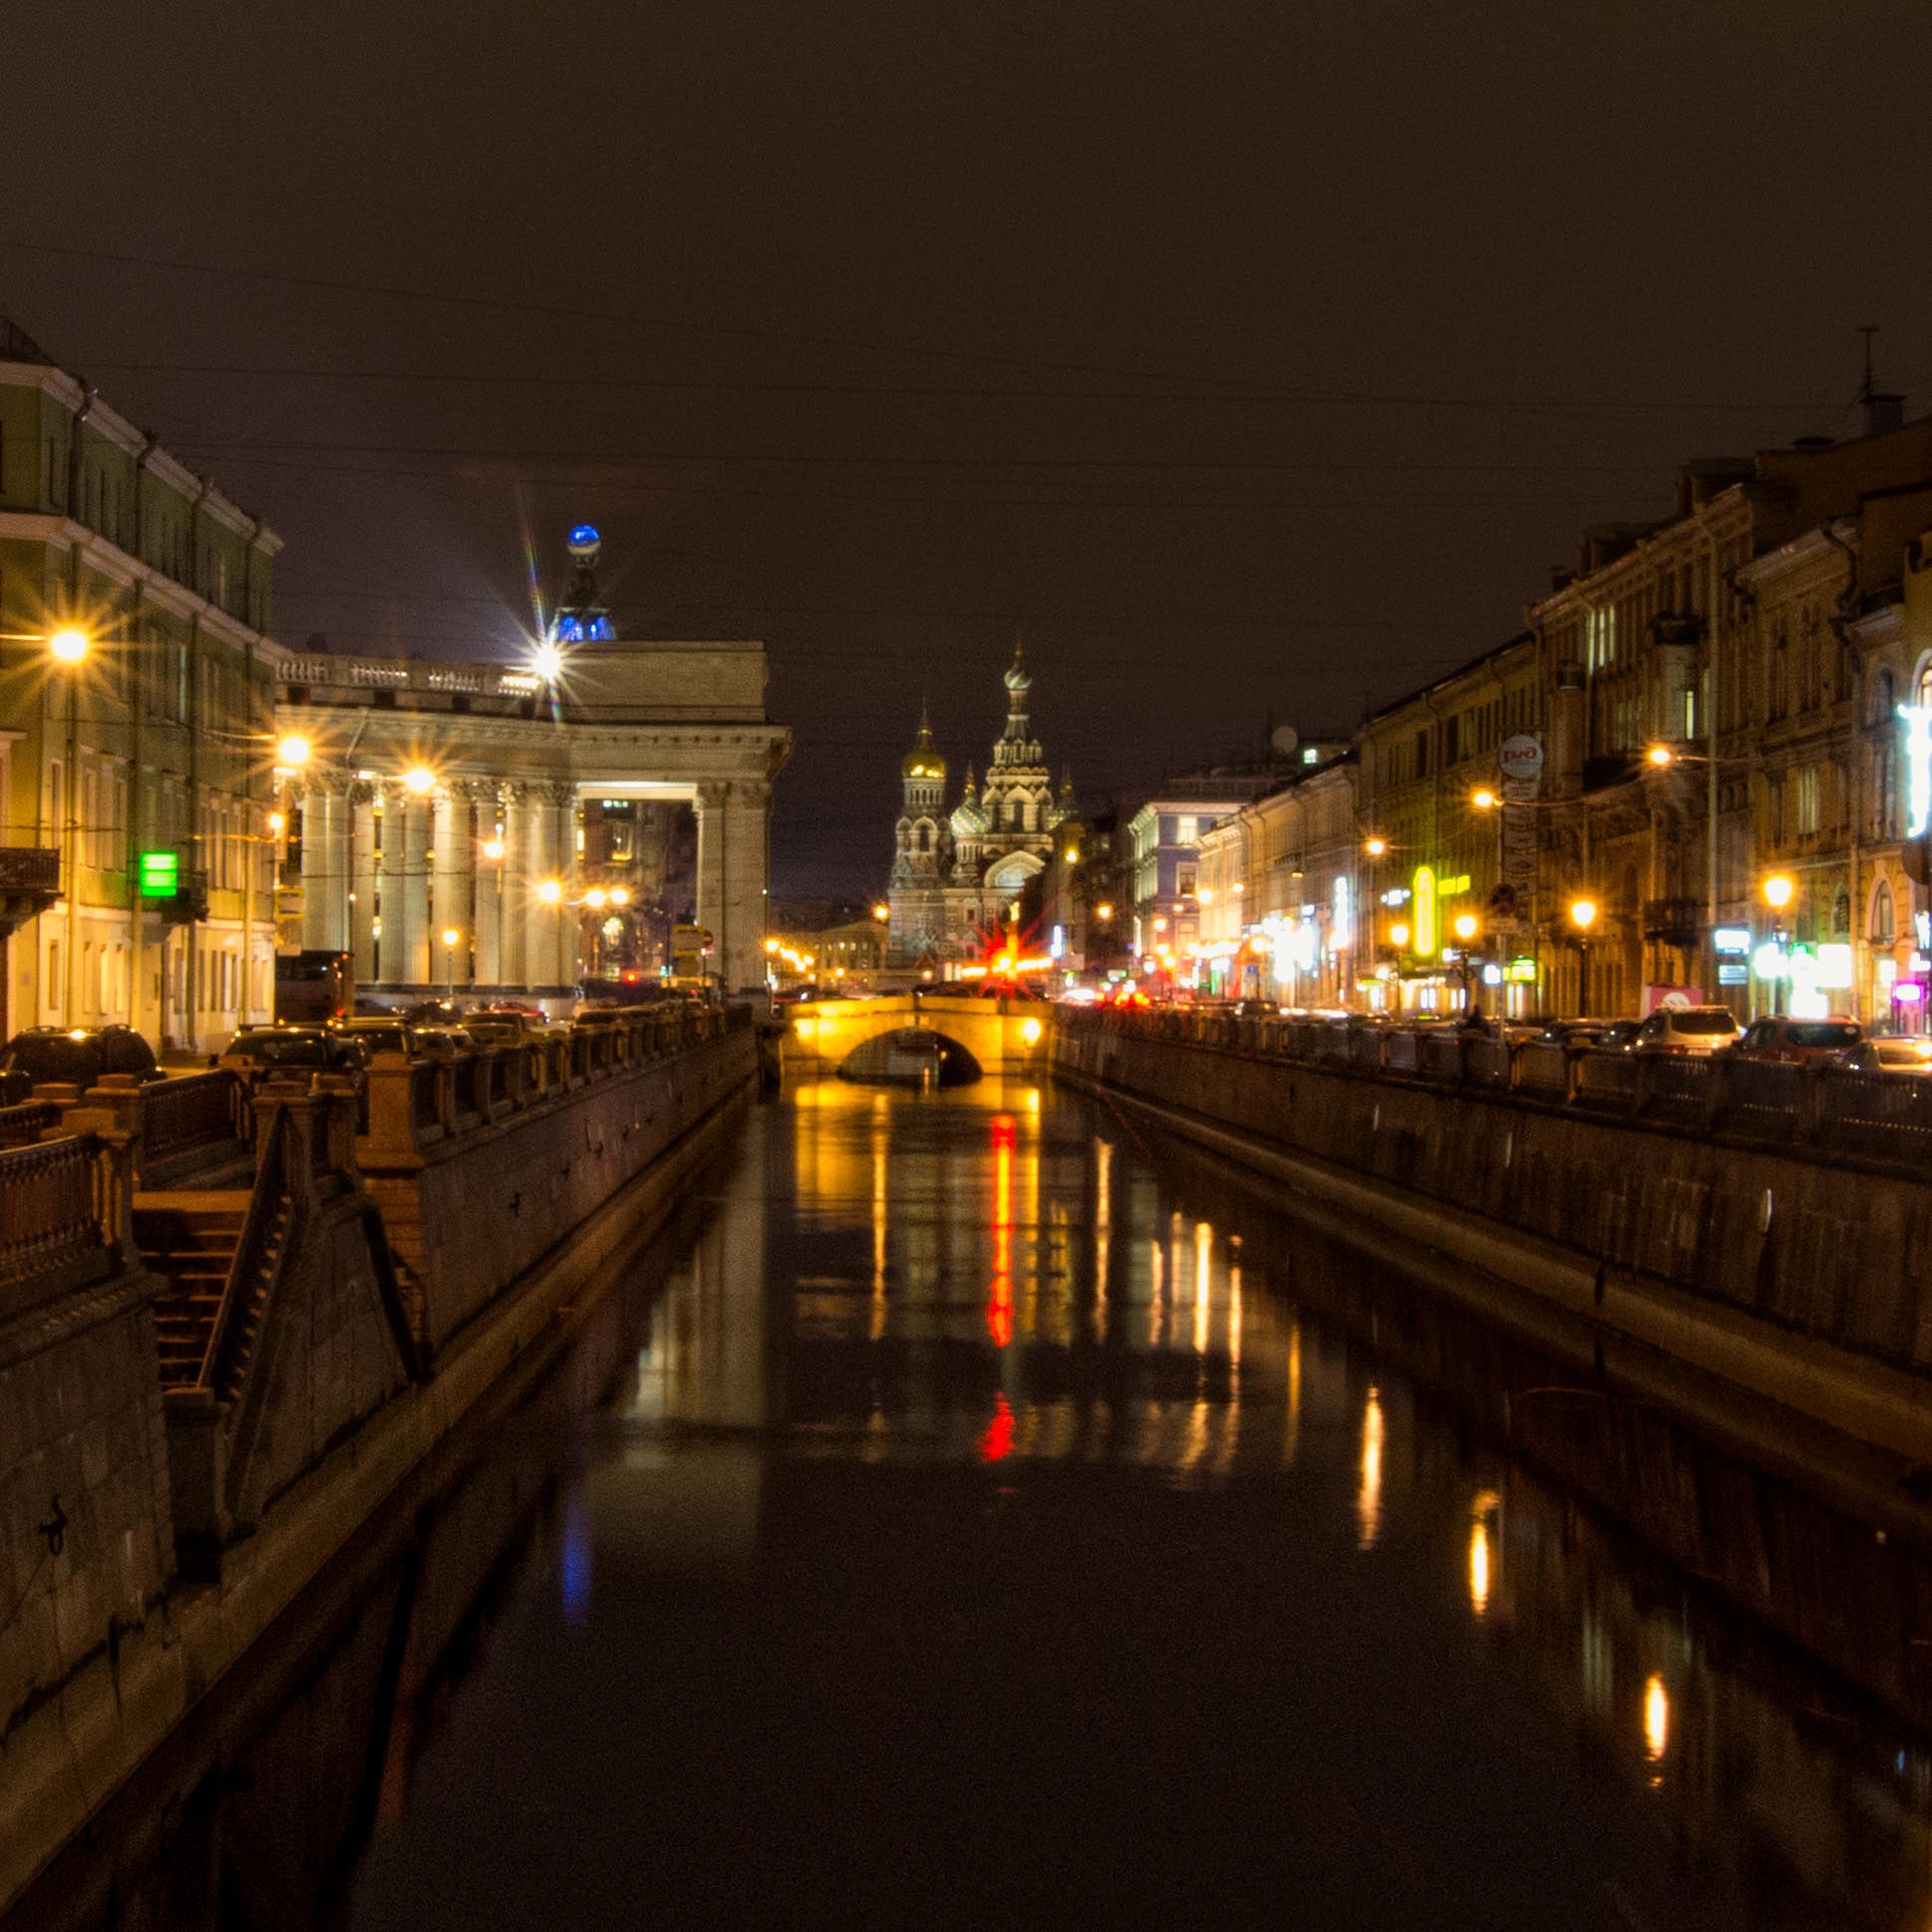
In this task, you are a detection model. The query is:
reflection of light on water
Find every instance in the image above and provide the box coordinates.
[1093,1139,1112,1342]
[1644,1674,1670,1766]
[1357,1386,1385,1549]
[1468,1522,1491,1618]
[1228,1263,1242,1372]
[1193,1220,1212,1356]
[561,1487,592,1627]
[1149,1237,1165,1347]
[988,1114,1014,1348]
[1284,1321,1302,1465]
[870,1099,889,1340]
[979,1392,1015,1463]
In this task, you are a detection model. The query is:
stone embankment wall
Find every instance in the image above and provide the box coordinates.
[0,1013,757,1918]
[1054,1011,1932,1465]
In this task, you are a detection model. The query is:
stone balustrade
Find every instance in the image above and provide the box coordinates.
[1072,1007,1932,1168]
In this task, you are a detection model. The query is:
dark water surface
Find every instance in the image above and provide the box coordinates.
[55,1080,1932,1930]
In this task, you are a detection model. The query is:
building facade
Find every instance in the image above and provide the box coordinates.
[0,320,285,1049]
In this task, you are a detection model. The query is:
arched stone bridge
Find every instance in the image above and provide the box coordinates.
[780,994,1052,1079]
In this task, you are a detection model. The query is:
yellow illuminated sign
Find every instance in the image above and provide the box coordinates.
[1413,866,1438,956]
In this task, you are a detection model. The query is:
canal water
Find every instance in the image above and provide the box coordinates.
[39,1078,1932,1930]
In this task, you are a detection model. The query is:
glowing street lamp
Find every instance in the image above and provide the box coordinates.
[585,887,607,908]
[441,927,461,1002]
[402,765,437,796]
[609,886,630,907]
[48,625,90,665]
[531,642,564,684]
[483,837,505,861]
[1452,912,1478,942]
[1470,788,1497,811]
[1568,897,1598,1015]
[1389,922,1411,950]
[1761,872,1794,912]
[276,733,313,771]
[1364,834,1388,857]
[537,877,563,904]
[1646,744,1675,768]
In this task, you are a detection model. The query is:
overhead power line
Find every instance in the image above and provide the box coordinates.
[60,356,1829,419]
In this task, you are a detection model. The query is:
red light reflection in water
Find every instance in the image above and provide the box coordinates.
[988,1114,1015,1347]
[979,1392,1015,1462]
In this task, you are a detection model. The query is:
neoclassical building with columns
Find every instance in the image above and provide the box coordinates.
[275,627,789,1005]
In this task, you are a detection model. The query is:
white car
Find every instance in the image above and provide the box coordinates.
[1632,1005,1743,1056]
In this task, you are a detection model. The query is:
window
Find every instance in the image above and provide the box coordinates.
[1873,880,1896,944]
[1793,766,1819,836]
[1175,815,1198,845]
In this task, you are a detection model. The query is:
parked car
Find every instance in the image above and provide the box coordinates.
[1843,1037,1932,1075]
[1631,1006,1744,1056]
[1528,1018,1620,1049]
[218,1027,366,1079]
[1597,1020,1643,1052]
[1,1024,162,1088]
[327,1016,418,1060]
[1729,1015,1864,1064]
[461,1011,544,1050]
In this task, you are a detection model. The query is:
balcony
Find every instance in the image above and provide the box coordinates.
[0,845,61,939]
[1643,896,1705,948]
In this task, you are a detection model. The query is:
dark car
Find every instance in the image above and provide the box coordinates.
[218,1028,365,1078]
[1843,1037,1932,1075]
[1,1025,162,1090]
[1729,1015,1863,1064]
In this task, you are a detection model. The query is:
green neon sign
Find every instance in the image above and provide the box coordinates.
[138,850,179,898]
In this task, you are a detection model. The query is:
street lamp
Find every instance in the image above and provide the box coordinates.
[1452,911,1479,1014]
[1470,789,1497,812]
[537,877,563,903]
[442,927,461,1003]
[1364,834,1388,857]
[47,627,91,1026]
[1568,897,1598,1016]
[1762,873,1795,1016]
[276,733,313,771]
[402,765,437,797]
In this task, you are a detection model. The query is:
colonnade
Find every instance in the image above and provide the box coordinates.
[292,773,773,995]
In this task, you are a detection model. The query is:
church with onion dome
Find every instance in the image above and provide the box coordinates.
[886,646,1076,964]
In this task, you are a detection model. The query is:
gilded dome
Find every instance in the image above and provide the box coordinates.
[902,713,946,781]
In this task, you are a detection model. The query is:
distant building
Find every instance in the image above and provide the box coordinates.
[886,647,1076,967]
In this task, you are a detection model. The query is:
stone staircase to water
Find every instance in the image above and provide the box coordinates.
[136,1193,254,1389]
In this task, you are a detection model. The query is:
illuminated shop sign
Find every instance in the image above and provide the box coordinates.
[1712,926,1752,956]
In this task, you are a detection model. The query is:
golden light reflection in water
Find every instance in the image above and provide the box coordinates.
[1093,1137,1112,1343]
[869,1097,889,1342]
[1283,1321,1302,1466]
[1193,1220,1213,1357]
[1357,1386,1385,1549]
[1644,1673,1670,1767]
[1468,1522,1491,1618]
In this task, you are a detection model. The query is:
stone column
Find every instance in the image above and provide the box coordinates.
[432,784,475,988]
[402,794,433,986]
[300,785,352,954]
[696,779,772,992]
[351,782,378,984]
[525,782,576,991]
[473,782,504,988]
[694,781,727,984]
[497,784,530,989]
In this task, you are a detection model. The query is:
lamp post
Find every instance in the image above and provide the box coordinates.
[1762,872,1795,1018]
[1568,897,1598,1016]
[1452,911,1480,1014]
[442,927,461,1006]
[48,627,90,1028]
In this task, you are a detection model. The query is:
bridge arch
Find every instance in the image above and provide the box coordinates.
[782,994,1049,1082]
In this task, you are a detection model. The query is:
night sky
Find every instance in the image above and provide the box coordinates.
[4,2,1928,895]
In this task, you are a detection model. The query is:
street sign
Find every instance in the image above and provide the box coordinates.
[1498,733,1545,783]
[137,849,179,898]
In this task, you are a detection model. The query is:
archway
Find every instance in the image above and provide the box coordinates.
[837,1029,984,1087]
